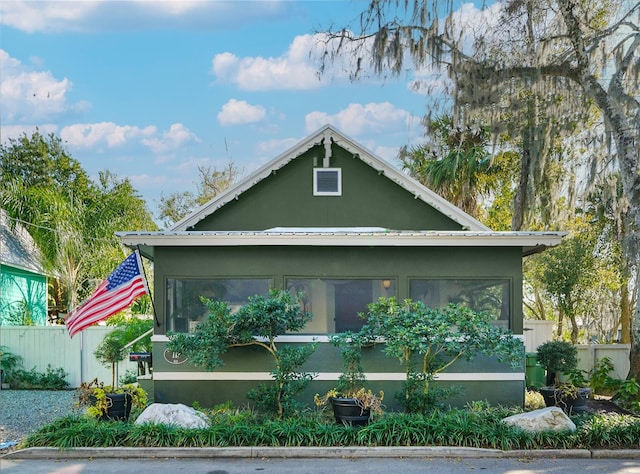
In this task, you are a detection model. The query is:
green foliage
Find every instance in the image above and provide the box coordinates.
[360,298,523,413]
[313,331,384,416]
[536,341,578,387]
[21,406,640,450]
[76,378,148,419]
[588,357,621,394]
[94,318,153,387]
[0,131,157,313]
[158,162,241,227]
[168,289,316,418]
[400,115,495,218]
[119,369,139,385]
[0,345,23,382]
[9,364,69,390]
[532,232,597,343]
[2,300,36,326]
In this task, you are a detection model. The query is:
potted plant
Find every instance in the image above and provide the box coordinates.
[314,331,383,426]
[84,322,151,420]
[76,378,147,420]
[536,340,591,414]
[0,345,23,389]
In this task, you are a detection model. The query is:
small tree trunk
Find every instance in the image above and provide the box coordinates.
[569,314,579,344]
[620,284,631,344]
[556,308,564,339]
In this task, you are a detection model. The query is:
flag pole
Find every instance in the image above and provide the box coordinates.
[136,246,160,327]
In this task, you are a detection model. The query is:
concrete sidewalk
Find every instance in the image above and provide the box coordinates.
[3,446,640,460]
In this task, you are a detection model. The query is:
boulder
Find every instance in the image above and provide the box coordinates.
[502,406,577,432]
[135,403,209,429]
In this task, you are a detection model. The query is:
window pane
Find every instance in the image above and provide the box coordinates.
[166,278,271,333]
[287,278,396,333]
[410,279,510,328]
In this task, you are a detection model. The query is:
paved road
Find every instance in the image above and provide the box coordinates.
[2,457,640,473]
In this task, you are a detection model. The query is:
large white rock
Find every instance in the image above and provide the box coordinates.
[135,403,209,429]
[502,407,577,432]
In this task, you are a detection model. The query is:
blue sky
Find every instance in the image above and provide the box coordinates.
[0,1,487,221]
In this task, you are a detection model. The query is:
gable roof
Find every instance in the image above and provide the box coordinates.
[170,125,490,232]
[0,209,46,275]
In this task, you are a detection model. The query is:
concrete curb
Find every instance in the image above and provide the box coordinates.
[4,446,635,460]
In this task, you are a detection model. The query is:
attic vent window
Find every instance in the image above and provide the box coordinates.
[313,168,341,196]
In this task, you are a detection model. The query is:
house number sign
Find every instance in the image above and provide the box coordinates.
[163,349,188,365]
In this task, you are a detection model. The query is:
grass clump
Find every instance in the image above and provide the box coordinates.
[20,404,640,451]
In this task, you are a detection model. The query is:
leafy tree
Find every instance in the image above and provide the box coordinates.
[532,229,597,343]
[401,115,520,227]
[360,298,523,413]
[400,116,494,217]
[168,289,316,418]
[0,130,91,199]
[0,131,157,314]
[324,0,640,379]
[158,162,241,228]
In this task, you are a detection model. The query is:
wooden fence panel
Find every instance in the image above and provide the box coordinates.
[523,320,555,352]
[0,326,138,388]
[576,344,631,380]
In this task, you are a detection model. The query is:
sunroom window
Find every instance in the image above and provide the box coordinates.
[409,278,510,328]
[166,278,272,333]
[287,278,396,333]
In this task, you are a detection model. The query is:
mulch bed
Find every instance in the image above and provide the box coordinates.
[586,396,638,417]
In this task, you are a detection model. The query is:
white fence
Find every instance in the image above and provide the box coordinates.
[576,344,631,380]
[523,319,631,380]
[523,320,555,353]
[0,326,139,388]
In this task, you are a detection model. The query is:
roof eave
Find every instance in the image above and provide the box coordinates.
[119,231,565,254]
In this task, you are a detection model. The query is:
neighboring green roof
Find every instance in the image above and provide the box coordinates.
[0,209,46,275]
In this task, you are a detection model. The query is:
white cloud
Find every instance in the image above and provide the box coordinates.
[141,123,200,153]
[256,137,299,157]
[0,124,59,143]
[128,173,169,189]
[305,102,413,137]
[60,122,156,149]
[0,0,293,33]
[0,49,88,123]
[212,33,358,91]
[217,99,267,126]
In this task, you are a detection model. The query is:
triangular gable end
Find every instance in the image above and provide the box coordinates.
[171,125,490,232]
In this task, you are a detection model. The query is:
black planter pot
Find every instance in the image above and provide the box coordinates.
[330,397,370,426]
[90,392,133,421]
[540,386,592,415]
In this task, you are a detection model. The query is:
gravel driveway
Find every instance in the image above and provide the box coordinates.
[0,389,82,446]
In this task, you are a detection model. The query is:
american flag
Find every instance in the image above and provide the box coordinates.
[66,251,149,338]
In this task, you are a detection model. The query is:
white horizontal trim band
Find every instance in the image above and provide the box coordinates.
[152,372,524,382]
[119,232,564,249]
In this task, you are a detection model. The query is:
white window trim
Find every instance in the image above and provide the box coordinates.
[313,168,342,196]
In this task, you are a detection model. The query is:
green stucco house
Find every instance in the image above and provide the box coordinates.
[1,209,48,325]
[118,125,563,409]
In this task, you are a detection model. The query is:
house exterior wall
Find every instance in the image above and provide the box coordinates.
[154,245,523,333]
[190,144,464,231]
[150,244,525,410]
[0,265,47,325]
